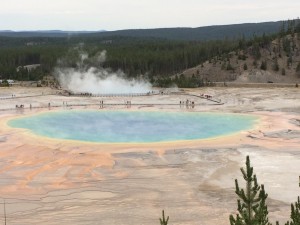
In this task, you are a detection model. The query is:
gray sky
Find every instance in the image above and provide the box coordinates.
[0,0,299,31]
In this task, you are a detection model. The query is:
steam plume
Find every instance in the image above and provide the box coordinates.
[54,50,152,94]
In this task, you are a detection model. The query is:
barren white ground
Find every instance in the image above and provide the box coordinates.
[0,86,299,225]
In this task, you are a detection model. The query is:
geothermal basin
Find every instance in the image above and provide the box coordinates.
[0,87,300,225]
[8,111,257,143]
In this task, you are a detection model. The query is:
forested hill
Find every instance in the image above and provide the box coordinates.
[0,21,283,41]
[82,21,283,41]
[0,30,104,38]
[1,19,299,85]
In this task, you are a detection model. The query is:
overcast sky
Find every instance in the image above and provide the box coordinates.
[0,0,299,31]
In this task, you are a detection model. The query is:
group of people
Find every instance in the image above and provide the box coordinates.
[99,100,104,108]
[180,99,195,108]
[15,104,24,108]
[16,104,33,109]
[125,101,132,108]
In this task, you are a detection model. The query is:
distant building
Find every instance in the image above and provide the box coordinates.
[26,42,35,46]
[16,64,41,72]
[0,79,14,86]
[25,42,44,46]
[0,79,14,84]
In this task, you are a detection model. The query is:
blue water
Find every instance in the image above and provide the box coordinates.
[8,110,257,143]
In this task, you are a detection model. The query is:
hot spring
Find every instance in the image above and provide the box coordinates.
[8,111,258,143]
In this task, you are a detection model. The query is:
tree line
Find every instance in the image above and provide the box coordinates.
[0,19,299,87]
[0,37,239,82]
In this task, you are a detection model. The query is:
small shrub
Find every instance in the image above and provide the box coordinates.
[287,55,293,67]
[226,63,234,71]
[273,61,280,71]
[296,62,300,73]
[253,60,258,68]
[238,54,247,60]
[260,60,267,70]
[221,62,226,70]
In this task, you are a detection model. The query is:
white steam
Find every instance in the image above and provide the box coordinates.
[55,50,152,94]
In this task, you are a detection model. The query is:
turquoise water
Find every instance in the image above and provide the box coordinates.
[8,111,257,143]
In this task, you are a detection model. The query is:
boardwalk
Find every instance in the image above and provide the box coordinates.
[170,92,223,104]
[0,90,223,112]
[70,92,156,98]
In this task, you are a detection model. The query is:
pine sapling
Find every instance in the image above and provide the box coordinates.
[230,155,272,225]
[160,210,169,225]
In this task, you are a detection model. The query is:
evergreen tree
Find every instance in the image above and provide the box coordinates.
[279,21,286,38]
[252,43,261,60]
[229,156,272,225]
[272,59,280,71]
[285,197,300,225]
[159,210,169,225]
[296,62,300,77]
[255,185,272,225]
[227,62,234,71]
[260,60,267,70]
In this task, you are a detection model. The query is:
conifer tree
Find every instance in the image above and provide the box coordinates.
[255,185,272,225]
[285,197,300,225]
[230,156,272,225]
[160,210,169,225]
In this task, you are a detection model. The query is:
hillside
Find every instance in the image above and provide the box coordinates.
[1,19,299,86]
[180,33,300,84]
[83,21,283,41]
[0,21,283,41]
[0,30,104,38]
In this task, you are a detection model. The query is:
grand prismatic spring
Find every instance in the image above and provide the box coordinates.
[0,87,300,225]
[8,111,257,143]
